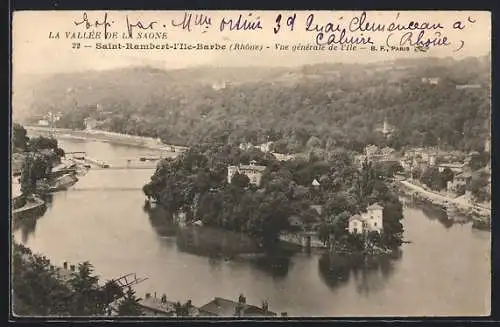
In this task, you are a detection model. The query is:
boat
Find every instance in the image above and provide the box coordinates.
[12,195,46,219]
[48,174,79,192]
[472,215,491,231]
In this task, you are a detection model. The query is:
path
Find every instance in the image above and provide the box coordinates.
[400,180,490,214]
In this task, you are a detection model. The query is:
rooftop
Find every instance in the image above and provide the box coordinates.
[138,295,176,315]
[199,297,276,317]
[349,214,363,222]
[237,164,266,172]
[367,203,384,211]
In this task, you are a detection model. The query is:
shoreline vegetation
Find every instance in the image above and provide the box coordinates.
[12,124,84,218]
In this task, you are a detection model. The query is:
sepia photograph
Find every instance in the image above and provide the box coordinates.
[10,10,491,318]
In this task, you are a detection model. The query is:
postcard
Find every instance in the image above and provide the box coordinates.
[11,10,491,318]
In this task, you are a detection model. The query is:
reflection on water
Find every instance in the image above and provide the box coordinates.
[318,250,402,296]
[250,246,296,279]
[145,204,296,279]
[12,204,47,244]
[145,204,177,237]
[401,195,470,229]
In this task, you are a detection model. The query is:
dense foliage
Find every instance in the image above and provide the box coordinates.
[22,56,490,154]
[13,243,111,316]
[12,242,147,317]
[143,144,404,248]
[418,167,455,191]
[13,124,29,152]
[12,124,66,196]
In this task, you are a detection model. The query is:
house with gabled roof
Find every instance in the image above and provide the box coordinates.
[198,295,277,317]
[227,160,266,186]
[347,203,384,234]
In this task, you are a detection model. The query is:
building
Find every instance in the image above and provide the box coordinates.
[84,117,98,131]
[310,204,323,215]
[374,118,395,138]
[348,203,384,234]
[348,214,365,234]
[437,163,464,174]
[37,119,50,126]
[239,142,254,151]
[198,295,277,317]
[137,293,176,316]
[258,141,273,153]
[447,171,472,193]
[227,161,266,186]
[360,145,396,164]
[421,77,440,85]
[456,84,481,89]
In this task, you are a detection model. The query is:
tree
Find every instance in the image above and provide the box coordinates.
[12,243,73,316]
[13,123,29,151]
[441,167,455,184]
[467,172,490,202]
[318,223,331,245]
[28,136,58,152]
[468,152,489,171]
[411,166,422,180]
[117,287,143,316]
[230,171,250,189]
[68,262,105,316]
[420,167,446,191]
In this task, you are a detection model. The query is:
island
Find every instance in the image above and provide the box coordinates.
[143,143,404,255]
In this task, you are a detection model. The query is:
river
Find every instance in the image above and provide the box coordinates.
[12,138,491,317]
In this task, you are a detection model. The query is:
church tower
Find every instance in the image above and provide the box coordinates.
[382,117,389,135]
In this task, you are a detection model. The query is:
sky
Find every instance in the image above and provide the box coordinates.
[12,10,491,76]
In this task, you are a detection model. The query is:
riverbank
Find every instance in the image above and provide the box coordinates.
[25,126,189,153]
[398,180,490,229]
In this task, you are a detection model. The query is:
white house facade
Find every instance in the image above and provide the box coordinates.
[227,161,266,186]
[348,203,384,234]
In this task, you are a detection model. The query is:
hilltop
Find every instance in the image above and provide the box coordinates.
[14,56,491,153]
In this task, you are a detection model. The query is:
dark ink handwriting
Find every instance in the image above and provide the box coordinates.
[74,12,113,38]
[126,16,158,37]
[305,14,343,33]
[305,14,372,46]
[386,30,450,49]
[219,13,262,32]
[315,30,373,46]
[171,12,212,32]
[348,11,444,33]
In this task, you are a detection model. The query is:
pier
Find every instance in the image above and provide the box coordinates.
[83,157,110,168]
[89,165,157,170]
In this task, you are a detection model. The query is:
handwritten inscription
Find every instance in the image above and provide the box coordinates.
[74,12,113,38]
[65,11,479,52]
[172,12,212,32]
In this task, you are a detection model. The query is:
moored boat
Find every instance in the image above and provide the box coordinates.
[12,195,46,219]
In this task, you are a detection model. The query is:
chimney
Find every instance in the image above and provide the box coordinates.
[161,294,167,304]
[70,265,75,272]
[63,261,68,269]
[154,292,157,299]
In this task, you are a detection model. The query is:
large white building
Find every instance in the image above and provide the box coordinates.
[348,203,384,234]
[227,161,266,186]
